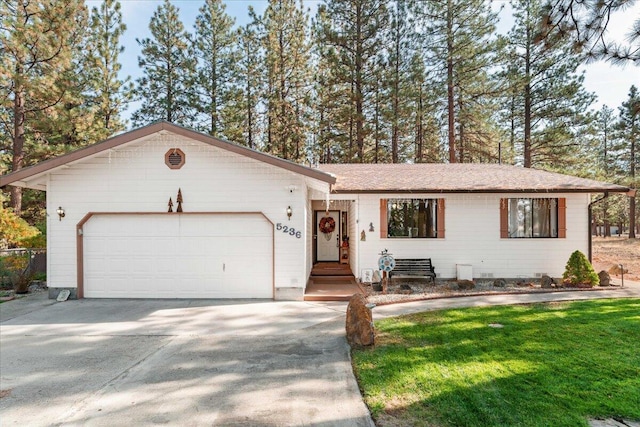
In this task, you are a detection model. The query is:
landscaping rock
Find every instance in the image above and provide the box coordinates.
[399,284,412,294]
[493,279,507,288]
[457,280,475,290]
[345,294,375,347]
[598,270,611,287]
[540,275,556,289]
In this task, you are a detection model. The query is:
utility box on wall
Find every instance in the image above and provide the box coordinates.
[457,264,473,281]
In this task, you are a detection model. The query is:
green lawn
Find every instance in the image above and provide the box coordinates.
[352,299,640,427]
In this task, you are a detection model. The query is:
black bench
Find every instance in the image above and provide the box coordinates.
[388,258,436,283]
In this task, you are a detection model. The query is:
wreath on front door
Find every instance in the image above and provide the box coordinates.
[319,216,336,234]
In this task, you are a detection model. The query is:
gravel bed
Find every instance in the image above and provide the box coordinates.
[364,279,614,305]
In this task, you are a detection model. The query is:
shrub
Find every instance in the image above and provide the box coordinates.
[0,208,40,248]
[0,252,35,293]
[563,250,599,287]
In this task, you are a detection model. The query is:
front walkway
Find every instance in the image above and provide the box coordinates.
[372,279,640,320]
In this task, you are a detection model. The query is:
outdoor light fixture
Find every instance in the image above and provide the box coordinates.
[56,206,65,221]
[287,206,292,220]
[369,222,375,232]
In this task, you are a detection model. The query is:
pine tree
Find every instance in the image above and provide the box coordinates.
[85,0,132,136]
[132,0,196,127]
[536,0,640,64]
[309,7,346,163]
[383,0,413,163]
[416,0,502,163]
[0,0,88,215]
[318,0,388,162]
[615,85,640,238]
[235,14,264,149]
[591,105,618,236]
[504,0,596,169]
[407,52,443,163]
[192,0,239,137]
[262,0,311,161]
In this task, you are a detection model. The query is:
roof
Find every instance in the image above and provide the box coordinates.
[318,163,631,194]
[0,121,336,189]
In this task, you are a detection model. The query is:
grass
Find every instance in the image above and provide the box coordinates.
[352,299,640,427]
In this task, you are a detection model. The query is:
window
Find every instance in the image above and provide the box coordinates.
[386,199,439,238]
[503,198,560,238]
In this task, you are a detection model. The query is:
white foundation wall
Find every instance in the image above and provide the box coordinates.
[46,132,312,299]
[353,193,590,279]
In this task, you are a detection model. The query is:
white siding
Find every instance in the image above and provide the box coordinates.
[354,193,590,279]
[46,132,317,299]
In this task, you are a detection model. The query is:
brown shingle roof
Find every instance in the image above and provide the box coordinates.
[317,163,630,194]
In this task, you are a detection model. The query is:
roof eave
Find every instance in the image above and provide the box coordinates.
[331,187,631,194]
[0,121,336,188]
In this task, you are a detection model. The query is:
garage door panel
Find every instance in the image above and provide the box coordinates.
[83,214,272,299]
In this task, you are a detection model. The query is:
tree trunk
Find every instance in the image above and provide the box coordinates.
[11,70,25,216]
[630,111,637,239]
[446,0,455,163]
[523,15,532,168]
[355,4,364,163]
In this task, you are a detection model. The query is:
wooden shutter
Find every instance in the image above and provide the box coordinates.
[500,198,509,238]
[380,199,388,238]
[437,198,446,238]
[558,198,567,238]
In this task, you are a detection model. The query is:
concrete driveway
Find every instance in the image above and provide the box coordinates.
[0,295,374,426]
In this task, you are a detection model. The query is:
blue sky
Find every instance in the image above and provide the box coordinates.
[87,0,639,119]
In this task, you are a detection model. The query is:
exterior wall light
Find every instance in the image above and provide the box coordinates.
[287,206,292,220]
[57,206,65,221]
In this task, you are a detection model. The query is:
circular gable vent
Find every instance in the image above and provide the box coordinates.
[165,148,185,169]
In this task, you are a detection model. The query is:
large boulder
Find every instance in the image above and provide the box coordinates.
[345,294,375,347]
[598,270,611,287]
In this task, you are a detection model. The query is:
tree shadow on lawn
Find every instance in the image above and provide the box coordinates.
[354,299,640,427]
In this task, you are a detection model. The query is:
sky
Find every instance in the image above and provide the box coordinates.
[87,0,640,119]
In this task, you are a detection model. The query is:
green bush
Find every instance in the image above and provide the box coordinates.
[562,250,599,287]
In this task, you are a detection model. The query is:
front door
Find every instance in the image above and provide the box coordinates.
[316,210,340,262]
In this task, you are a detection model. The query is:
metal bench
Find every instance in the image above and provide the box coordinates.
[388,258,436,283]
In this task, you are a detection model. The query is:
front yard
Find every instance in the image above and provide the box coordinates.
[352,299,640,427]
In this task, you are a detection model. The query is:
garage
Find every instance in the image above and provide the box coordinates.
[82,213,273,299]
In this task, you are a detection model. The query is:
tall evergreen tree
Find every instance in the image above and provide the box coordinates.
[590,105,618,236]
[616,85,639,238]
[318,0,388,162]
[262,0,311,161]
[383,0,413,163]
[407,52,443,163]
[235,14,264,149]
[310,6,347,163]
[0,0,88,215]
[505,0,596,169]
[86,0,132,136]
[192,0,239,138]
[132,0,196,127]
[416,0,502,163]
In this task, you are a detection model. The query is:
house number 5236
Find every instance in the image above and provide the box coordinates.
[276,223,302,239]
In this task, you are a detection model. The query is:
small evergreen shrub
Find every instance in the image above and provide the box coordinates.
[562,250,599,287]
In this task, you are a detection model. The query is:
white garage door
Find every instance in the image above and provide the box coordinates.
[83,214,273,299]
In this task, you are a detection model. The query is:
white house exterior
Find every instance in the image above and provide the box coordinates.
[1,122,631,300]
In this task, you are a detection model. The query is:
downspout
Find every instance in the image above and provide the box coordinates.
[588,192,609,262]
